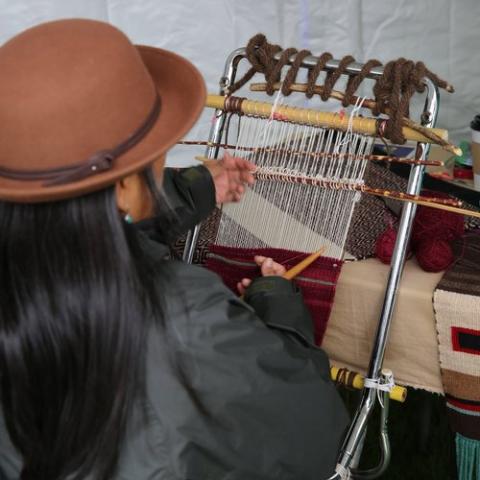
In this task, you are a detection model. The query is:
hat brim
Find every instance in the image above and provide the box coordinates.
[0,45,206,203]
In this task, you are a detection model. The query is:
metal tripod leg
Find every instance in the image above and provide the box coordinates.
[351,372,392,479]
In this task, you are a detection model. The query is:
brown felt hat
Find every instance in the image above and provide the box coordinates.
[0,18,206,202]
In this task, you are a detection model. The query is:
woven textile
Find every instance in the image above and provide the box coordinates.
[433,232,480,479]
[205,245,343,345]
[345,162,406,259]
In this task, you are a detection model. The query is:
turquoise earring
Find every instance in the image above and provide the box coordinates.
[124,213,133,224]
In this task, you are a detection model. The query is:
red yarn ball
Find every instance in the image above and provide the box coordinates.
[375,226,397,264]
[415,238,454,272]
[412,205,464,247]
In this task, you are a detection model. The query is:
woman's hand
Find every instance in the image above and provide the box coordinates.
[237,256,287,295]
[202,151,255,204]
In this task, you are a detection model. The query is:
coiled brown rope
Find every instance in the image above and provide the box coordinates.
[229,34,454,145]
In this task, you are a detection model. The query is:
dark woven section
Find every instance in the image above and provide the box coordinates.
[464,205,480,231]
[345,162,406,259]
[345,163,480,259]
[205,245,343,346]
[437,232,480,296]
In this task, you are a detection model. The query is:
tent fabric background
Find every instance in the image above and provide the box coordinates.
[0,0,479,166]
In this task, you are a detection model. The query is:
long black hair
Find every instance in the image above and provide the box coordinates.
[0,169,169,479]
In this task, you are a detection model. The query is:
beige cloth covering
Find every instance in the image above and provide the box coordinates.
[322,257,444,393]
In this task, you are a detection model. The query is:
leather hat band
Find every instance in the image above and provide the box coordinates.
[0,94,161,187]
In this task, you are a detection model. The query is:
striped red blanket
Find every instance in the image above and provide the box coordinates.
[205,245,343,345]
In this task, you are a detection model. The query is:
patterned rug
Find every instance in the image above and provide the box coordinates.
[433,232,480,480]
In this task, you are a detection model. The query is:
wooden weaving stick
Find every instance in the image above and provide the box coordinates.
[331,366,407,403]
[238,248,326,300]
[282,247,326,280]
[181,140,444,166]
[195,156,480,218]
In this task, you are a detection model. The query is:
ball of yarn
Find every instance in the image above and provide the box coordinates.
[415,238,454,272]
[412,204,464,246]
[375,226,397,264]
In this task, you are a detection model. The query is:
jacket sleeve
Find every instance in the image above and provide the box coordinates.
[147,262,349,480]
[162,165,216,232]
[136,165,216,243]
[244,276,318,347]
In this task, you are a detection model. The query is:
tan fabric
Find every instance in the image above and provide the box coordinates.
[322,257,444,393]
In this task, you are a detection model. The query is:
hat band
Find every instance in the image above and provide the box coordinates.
[0,94,161,187]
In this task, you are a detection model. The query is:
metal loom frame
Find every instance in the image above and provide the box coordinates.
[182,47,440,479]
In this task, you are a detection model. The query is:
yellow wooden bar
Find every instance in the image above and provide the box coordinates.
[331,366,407,403]
[206,94,448,145]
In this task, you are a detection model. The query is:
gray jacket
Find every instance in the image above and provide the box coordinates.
[0,167,349,479]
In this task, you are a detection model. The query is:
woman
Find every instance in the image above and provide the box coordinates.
[0,19,349,480]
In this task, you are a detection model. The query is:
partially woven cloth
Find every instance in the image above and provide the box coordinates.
[171,162,406,263]
[172,210,343,345]
[205,245,342,345]
[433,232,480,480]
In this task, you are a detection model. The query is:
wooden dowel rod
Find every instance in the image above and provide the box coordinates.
[248,85,461,157]
[392,197,480,219]
[331,366,407,403]
[251,81,376,108]
[182,140,443,166]
[195,155,480,219]
[238,247,326,300]
[197,156,459,207]
[207,94,448,147]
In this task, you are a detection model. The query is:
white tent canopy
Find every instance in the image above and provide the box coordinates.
[1,0,478,166]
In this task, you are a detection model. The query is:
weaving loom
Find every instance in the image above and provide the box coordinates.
[180,36,478,479]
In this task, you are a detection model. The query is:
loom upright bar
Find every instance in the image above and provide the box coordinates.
[182,49,245,263]
[336,78,439,478]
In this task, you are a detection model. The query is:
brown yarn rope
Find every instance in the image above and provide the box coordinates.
[281,49,312,96]
[306,52,333,98]
[229,34,454,145]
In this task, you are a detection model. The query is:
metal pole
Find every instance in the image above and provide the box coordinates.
[335,78,439,475]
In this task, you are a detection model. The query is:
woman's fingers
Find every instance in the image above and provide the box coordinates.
[254,255,267,265]
[238,257,287,295]
[224,151,255,185]
[237,277,252,295]
[254,256,287,276]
